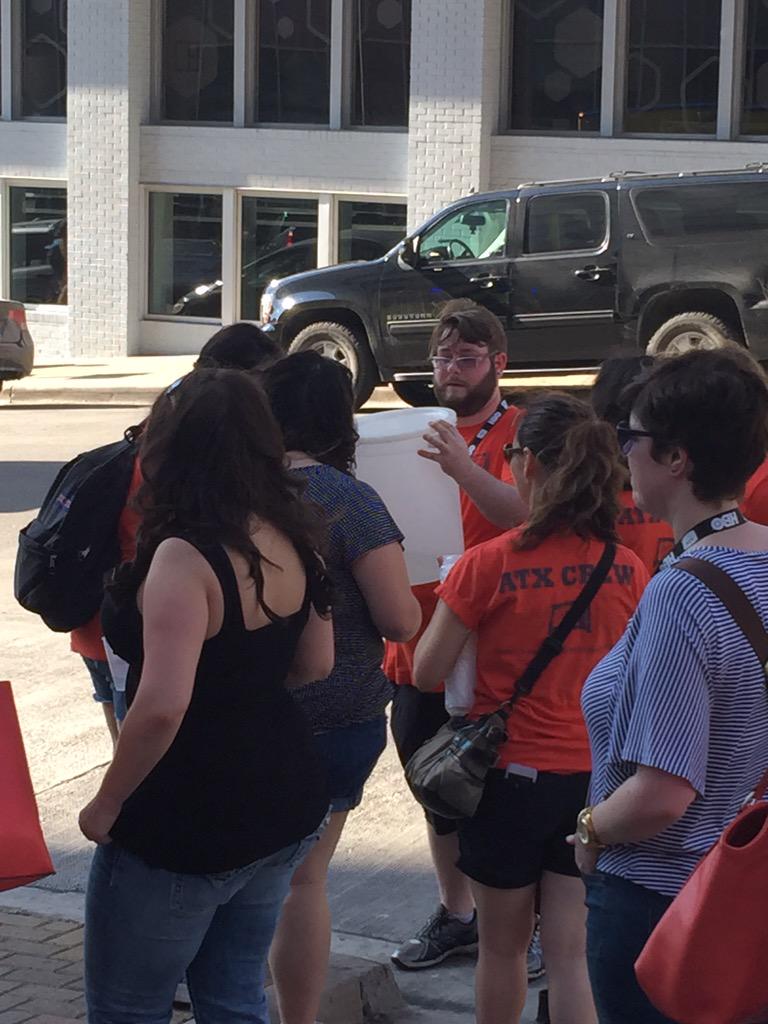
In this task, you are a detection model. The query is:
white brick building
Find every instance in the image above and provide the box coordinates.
[0,0,766,361]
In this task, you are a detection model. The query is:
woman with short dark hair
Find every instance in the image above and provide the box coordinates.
[578,347,768,1024]
[263,351,421,1024]
[413,392,648,1024]
[79,369,333,1023]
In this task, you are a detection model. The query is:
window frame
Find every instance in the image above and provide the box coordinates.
[3,177,68,310]
[142,184,227,324]
[500,0,761,141]
[153,0,409,130]
[12,0,68,123]
[518,190,611,260]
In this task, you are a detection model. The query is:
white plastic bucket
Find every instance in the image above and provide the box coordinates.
[354,407,464,585]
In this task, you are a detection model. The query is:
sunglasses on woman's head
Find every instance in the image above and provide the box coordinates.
[503,443,525,461]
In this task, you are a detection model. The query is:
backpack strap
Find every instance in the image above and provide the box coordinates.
[674,557,768,680]
[499,541,617,718]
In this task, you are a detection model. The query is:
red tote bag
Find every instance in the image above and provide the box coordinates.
[0,681,54,891]
[635,770,768,1024]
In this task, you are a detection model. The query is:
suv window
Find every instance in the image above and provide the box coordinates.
[632,183,768,243]
[418,199,508,262]
[523,192,608,255]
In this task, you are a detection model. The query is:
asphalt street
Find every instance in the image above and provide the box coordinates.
[1,405,544,1022]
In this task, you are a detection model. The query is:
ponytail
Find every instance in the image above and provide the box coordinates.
[516,393,623,549]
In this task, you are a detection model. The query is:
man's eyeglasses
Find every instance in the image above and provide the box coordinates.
[430,354,491,373]
[616,421,656,455]
[503,443,525,461]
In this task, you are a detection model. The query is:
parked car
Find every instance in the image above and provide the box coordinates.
[258,166,768,407]
[0,300,34,388]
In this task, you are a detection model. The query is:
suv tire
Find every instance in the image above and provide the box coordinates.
[392,381,436,407]
[646,312,740,356]
[288,320,379,408]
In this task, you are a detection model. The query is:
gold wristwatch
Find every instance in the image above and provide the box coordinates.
[576,806,606,849]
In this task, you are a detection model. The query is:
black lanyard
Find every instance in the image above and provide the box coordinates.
[658,508,747,571]
[466,399,510,456]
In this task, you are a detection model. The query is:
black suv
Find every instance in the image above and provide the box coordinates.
[259,167,768,406]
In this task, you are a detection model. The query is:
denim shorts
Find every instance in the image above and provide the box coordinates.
[312,715,387,813]
[585,871,675,1024]
[81,656,127,722]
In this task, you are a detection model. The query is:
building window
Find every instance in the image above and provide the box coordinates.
[240,196,318,319]
[256,0,331,124]
[10,186,67,304]
[148,193,223,318]
[19,0,67,118]
[624,0,720,134]
[523,193,607,255]
[350,0,411,127]
[507,0,603,132]
[742,0,768,135]
[162,0,234,122]
[338,201,406,261]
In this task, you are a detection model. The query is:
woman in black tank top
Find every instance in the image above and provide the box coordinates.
[78,370,333,1024]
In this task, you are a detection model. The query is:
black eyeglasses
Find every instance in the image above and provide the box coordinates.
[503,443,525,461]
[616,421,656,455]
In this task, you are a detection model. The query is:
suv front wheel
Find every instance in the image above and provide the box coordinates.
[288,320,379,409]
[646,312,740,356]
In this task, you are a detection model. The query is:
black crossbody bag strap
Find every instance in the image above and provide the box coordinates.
[497,541,617,720]
[674,557,768,690]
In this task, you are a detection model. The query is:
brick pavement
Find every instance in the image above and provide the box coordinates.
[0,910,192,1024]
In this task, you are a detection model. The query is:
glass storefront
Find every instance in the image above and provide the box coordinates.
[148,193,223,317]
[338,201,407,262]
[10,186,67,304]
[240,196,318,319]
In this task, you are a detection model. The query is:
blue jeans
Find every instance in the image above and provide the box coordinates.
[312,715,387,812]
[585,870,676,1024]
[85,829,323,1024]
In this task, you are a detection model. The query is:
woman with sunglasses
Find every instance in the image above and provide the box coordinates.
[412,392,648,1024]
[590,357,674,573]
[578,347,768,1023]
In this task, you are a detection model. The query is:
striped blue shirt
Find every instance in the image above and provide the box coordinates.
[582,546,768,896]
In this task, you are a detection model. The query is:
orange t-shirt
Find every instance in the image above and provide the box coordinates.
[70,457,144,660]
[742,458,768,526]
[615,488,673,574]
[382,403,521,686]
[437,529,649,773]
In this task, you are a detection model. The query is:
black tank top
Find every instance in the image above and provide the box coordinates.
[101,539,329,874]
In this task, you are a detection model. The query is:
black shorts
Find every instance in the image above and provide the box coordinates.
[458,768,590,889]
[390,684,457,837]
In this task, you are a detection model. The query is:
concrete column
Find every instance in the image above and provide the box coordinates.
[66,0,150,357]
[406,0,503,229]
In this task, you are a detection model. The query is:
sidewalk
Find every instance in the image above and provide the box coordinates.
[0,906,406,1024]
[0,357,595,409]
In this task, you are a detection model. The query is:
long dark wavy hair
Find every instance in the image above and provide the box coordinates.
[516,392,623,549]
[263,351,359,474]
[118,369,331,619]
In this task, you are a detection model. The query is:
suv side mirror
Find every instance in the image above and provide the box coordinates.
[397,237,419,270]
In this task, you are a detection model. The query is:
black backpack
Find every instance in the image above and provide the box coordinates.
[14,429,139,632]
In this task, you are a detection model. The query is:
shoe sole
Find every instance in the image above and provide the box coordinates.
[527,966,546,982]
[390,942,478,970]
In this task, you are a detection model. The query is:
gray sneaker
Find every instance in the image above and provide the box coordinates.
[391,905,478,970]
[527,923,546,981]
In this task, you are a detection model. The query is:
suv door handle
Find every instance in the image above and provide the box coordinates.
[574,265,614,282]
[469,273,504,288]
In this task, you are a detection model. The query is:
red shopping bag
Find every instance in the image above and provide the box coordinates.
[0,681,54,891]
[635,769,768,1024]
